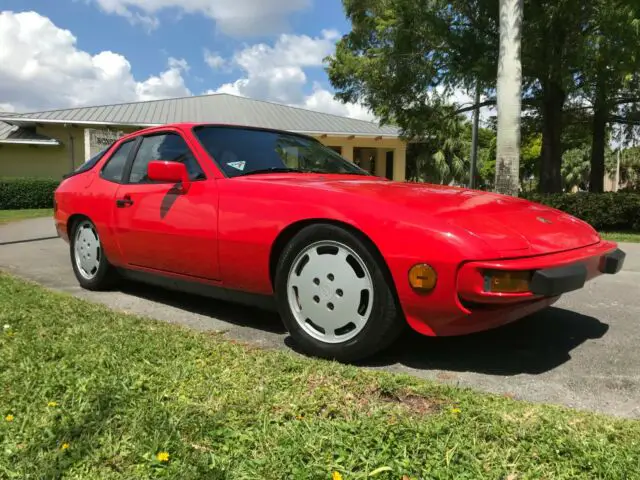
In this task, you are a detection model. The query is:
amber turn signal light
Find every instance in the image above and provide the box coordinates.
[409,264,437,292]
[484,270,531,293]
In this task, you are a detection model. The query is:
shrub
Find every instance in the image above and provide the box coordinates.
[0,177,60,210]
[522,192,640,232]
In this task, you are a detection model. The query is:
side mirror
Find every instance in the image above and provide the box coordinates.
[147,160,191,192]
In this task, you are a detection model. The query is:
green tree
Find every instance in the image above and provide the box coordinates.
[327,0,640,193]
[577,1,640,192]
[326,0,591,192]
[606,146,640,191]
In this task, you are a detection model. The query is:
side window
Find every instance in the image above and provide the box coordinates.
[101,140,135,183]
[129,133,205,184]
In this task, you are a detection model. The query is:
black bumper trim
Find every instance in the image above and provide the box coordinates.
[530,263,587,297]
[599,248,626,274]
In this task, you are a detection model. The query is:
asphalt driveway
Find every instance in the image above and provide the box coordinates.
[1,217,639,418]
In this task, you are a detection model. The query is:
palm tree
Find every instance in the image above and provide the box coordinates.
[495,0,524,196]
[408,115,472,185]
[562,147,591,191]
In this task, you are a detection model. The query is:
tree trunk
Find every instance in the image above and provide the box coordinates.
[495,0,523,196]
[469,83,481,189]
[589,80,607,192]
[539,81,565,193]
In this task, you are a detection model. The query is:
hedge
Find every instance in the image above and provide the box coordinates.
[522,192,640,232]
[0,178,60,210]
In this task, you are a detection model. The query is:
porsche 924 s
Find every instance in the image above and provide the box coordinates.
[53,123,626,361]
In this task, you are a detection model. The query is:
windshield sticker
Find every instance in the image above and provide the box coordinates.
[227,161,246,171]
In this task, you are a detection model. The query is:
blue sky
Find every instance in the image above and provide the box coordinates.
[0,0,373,119]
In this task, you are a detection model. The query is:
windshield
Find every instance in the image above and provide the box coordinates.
[193,126,370,178]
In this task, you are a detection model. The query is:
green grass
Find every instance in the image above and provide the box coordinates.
[600,231,640,243]
[0,209,53,224]
[1,274,639,479]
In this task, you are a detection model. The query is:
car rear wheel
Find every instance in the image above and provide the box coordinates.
[70,218,118,290]
[275,224,404,362]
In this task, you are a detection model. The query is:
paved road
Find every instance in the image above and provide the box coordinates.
[1,218,639,418]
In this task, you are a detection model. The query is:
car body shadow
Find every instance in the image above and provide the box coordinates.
[110,280,609,376]
[364,307,609,375]
[117,280,287,335]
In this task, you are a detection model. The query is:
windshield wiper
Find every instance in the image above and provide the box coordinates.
[238,167,304,176]
[303,169,369,176]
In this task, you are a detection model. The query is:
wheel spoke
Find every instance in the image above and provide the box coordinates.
[79,255,91,274]
[352,315,368,327]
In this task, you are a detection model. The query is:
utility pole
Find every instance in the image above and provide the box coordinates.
[615,147,621,192]
[469,83,481,189]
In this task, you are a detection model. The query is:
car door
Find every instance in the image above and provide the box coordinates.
[111,130,220,280]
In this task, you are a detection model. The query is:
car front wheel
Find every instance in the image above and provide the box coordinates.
[275,224,404,362]
[70,218,118,291]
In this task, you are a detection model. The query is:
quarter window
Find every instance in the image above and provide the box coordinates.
[101,140,135,183]
[128,133,205,184]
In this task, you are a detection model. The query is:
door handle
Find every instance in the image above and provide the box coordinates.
[116,196,134,208]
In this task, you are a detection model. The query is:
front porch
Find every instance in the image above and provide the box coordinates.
[315,134,407,181]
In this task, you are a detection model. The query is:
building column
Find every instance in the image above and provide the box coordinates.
[342,145,354,162]
[375,148,387,178]
[393,146,406,181]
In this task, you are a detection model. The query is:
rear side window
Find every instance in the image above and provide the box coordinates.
[76,145,112,173]
[62,144,114,179]
[101,140,135,183]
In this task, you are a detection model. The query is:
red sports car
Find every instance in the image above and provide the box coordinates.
[54,123,626,361]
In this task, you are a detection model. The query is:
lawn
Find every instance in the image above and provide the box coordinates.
[600,231,640,243]
[0,208,53,224]
[1,274,639,479]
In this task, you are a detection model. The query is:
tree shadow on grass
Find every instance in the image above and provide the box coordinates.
[363,307,609,376]
[18,385,125,478]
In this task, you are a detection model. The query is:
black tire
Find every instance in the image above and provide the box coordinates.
[274,223,404,363]
[69,217,119,291]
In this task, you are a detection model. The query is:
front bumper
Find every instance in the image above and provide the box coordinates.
[529,248,625,296]
[398,241,624,338]
[599,248,626,274]
[457,241,624,305]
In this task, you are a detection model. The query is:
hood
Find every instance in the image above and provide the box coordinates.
[243,174,601,256]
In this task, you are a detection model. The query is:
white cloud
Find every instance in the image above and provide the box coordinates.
[0,11,191,112]
[90,0,311,36]
[302,85,375,122]
[204,49,226,70]
[0,10,376,123]
[233,28,340,72]
[168,57,189,71]
[210,30,376,121]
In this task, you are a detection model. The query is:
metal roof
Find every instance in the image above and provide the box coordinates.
[0,93,401,138]
[0,121,60,145]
